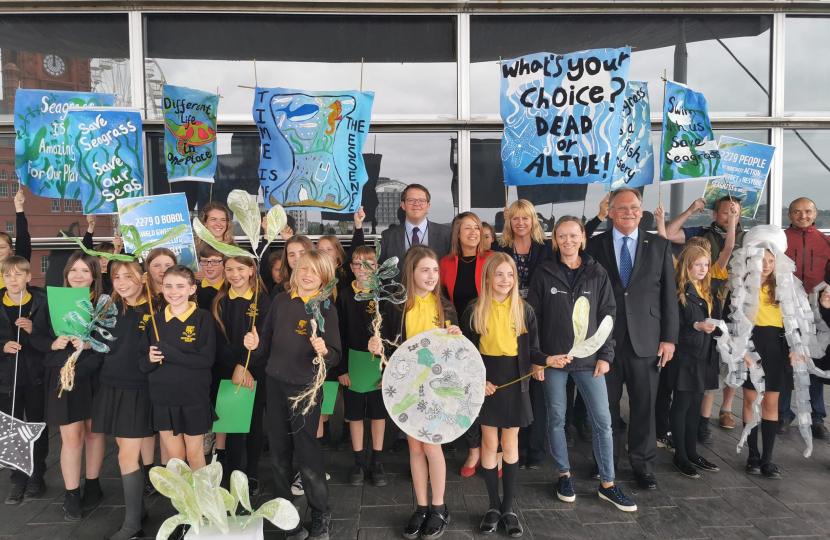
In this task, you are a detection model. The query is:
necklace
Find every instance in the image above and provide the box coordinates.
[459,254,476,263]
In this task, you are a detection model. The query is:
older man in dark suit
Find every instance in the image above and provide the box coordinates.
[379,183,452,269]
[586,187,679,490]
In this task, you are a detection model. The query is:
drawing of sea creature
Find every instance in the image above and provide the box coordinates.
[417,348,435,368]
[429,370,463,390]
[165,119,216,155]
[325,101,342,135]
[274,103,320,122]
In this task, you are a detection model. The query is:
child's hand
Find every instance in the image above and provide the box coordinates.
[232,364,255,391]
[113,236,124,254]
[339,374,351,386]
[51,336,71,351]
[789,351,807,366]
[354,206,366,229]
[654,203,665,223]
[243,327,259,350]
[367,336,383,356]
[14,189,25,213]
[484,382,497,396]
[194,270,205,281]
[310,336,328,356]
[3,341,21,354]
[446,325,462,335]
[69,337,83,351]
[15,318,32,334]
[149,346,164,363]
[280,225,294,241]
[694,321,717,334]
[743,354,752,368]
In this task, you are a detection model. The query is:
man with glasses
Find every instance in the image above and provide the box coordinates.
[780,197,830,439]
[586,187,679,490]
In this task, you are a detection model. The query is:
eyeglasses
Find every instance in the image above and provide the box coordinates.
[200,260,223,267]
[350,262,375,269]
[404,198,429,206]
[611,205,642,213]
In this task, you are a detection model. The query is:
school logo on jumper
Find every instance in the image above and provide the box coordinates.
[246,303,258,319]
[366,300,376,315]
[295,320,308,336]
[139,314,151,331]
[182,325,196,343]
[432,312,440,328]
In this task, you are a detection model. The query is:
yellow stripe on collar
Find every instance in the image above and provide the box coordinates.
[352,281,371,294]
[165,301,197,322]
[291,292,313,303]
[3,291,31,307]
[229,287,253,300]
[201,278,223,290]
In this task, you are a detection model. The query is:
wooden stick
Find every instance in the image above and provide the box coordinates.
[144,273,161,364]
[360,57,365,92]
[254,58,258,86]
[659,68,668,206]
[235,284,259,394]
[497,364,550,389]
[238,85,256,89]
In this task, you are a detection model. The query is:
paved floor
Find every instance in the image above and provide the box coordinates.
[4,390,830,539]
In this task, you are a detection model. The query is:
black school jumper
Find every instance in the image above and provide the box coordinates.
[255,292,341,521]
[138,307,216,436]
[214,290,271,479]
[0,288,48,486]
[92,302,155,439]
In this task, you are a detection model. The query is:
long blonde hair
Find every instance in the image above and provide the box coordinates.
[498,199,547,248]
[675,245,712,307]
[288,250,336,298]
[398,245,448,330]
[449,212,488,259]
[472,252,526,336]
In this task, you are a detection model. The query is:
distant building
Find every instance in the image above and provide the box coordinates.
[375,178,407,232]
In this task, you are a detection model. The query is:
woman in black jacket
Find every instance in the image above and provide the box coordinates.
[527,216,635,513]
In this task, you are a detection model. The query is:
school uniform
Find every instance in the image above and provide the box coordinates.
[138,302,217,436]
[197,278,222,311]
[734,287,793,393]
[255,291,341,521]
[91,301,155,439]
[380,293,459,354]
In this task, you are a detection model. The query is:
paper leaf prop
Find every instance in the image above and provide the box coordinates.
[157,515,189,540]
[265,204,288,245]
[0,412,46,476]
[193,461,229,533]
[304,279,339,334]
[60,232,135,262]
[120,224,190,261]
[57,294,118,394]
[192,217,252,259]
[566,297,613,358]
[227,189,262,251]
[572,296,590,348]
[231,470,253,514]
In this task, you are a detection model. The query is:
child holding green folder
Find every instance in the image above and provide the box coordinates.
[337,246,387,488]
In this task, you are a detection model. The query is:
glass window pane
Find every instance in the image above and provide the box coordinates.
[471,15,771,119]
[782,130,830,226]
[144,14,457,121]
[0,14,131,121]
[786,17,830,116]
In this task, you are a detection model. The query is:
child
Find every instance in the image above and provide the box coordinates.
[145,248,177,304]
[211,256,271,499]
[82,214,124,295]
[338,245,387,487]
[139,265,216,471]
[196,244,225,311]
[481,222,496,252]
[367,245,460,540]
[0,190,32,290]
[272,236,314,298]
[244,250,340,540]
[461,253,541,537]
[268,249,284,293]
[669,245,722,478]
[30,253,106,521]
[91,259,155,539]
[0,256,47,504]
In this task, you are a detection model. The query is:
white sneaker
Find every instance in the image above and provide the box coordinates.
[291,472,304,496]
[203,431,216,456]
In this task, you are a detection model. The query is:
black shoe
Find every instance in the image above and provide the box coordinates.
[564,427,575,448]
[248,478,262,503]
[403,509,428,540]
[422,506,450,539]
[589,464,600,481]
[526,461,542,470]
[368,462,388,487]
[63,490,82,522]
[746,460,761,475]
[619,418,628,432]
[144,474,158,497]
[81,480,103,511]
[690,456,720,472]
[389,439,407,454]
[441,442,456,452]
[338,428,352,451]
[479,509,500,534]
[501,512,523,538]
[517,459,527,470]
[812,424,830,440]
[777,420,790,435]
[576,421,593,441]
[761,462,781,478]
[698,421,714,444]
[310,513,331,539]
[349,464,365,486]
[5,483,25,505]
[23,479,45,501]
[321,432,334,451]
[636,473,657,490]
[673,460,700,478]
[657,433,675,453]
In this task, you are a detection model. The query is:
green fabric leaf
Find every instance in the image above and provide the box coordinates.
[193,461,229,532]
[166,458,192,477]
[149,467,188,502]
[59,232,135,261]
[568,315,614,358]
[219,487,237,517]
[228,190,261,249]
[119,199,152,214]
[156,514,189,540]
[193,218,253,258]
[231,470,252,514]
[572,296,589,349]
[251,498,300,531]
[154,463,201,527]
[265,204,288,244]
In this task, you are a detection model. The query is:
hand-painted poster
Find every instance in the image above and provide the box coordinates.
[499,48,631,186]
[14,89,116,200]
[163,85,219,183]
[65,108,145,214]
[382,329,485,445]
[117,193,198,270]
[702,137,775,219]
[610,81,654,191]
[253,87,375,212]
[660,81,722,184]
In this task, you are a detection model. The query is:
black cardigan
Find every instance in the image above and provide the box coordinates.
[0,287,46,391]
[379,295,458,361]
[491,238,553,286]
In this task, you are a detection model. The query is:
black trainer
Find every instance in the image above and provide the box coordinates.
[248,478,261,503]
[403,508,428,540]
[746,459,761,475]
[80,480,103,511]
[698,421,714,444]
[349,464,365,486]
[5,483,24,505]
[310,513,331,539]
[761,462,781,479]
[556,475,576,502]
[144,474,158,497]
[479,509,500,534]
[23,479,45,501]
[690,456,720,472]
[598,484,637,512]
[63,490,82,522]
[564,426,575,448]
[368,462,387,487]
[673,459,700,478]
[421,506,450,539]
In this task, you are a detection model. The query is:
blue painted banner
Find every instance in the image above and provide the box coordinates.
[65,108,145,214]
[14,89,116,199]
[610,82,654,191]
[163,85,219,183]
[702,137,775,219]
[499,48,631,186]
[253,86,375,212]
[660,81,722,184]
[117,193,198,270]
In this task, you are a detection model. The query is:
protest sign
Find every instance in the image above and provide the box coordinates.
[163,85,219,183]
[702,136,775,218]
[499,48,631,186]
[660,81,721,184]
[14,89,115,200]
[212,380,257,433]
[610,81,654,190]
[253,87,375,212]
[117,193,198,270]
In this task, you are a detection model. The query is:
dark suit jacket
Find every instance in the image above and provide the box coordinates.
[586,227,679,358]
[378,220,452,271]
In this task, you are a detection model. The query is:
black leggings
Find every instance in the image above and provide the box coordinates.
[669,390,703,463]
[226,399,265,480]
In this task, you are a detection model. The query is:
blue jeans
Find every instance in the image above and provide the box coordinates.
[779,375,826,425]
[541,369,615,483]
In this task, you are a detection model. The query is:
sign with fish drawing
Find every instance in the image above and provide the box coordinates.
[382,329,485,445]
[163,85,219,183]
[253,87,375,212]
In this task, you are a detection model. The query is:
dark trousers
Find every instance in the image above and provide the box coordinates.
[518,377,547,464]
[669,390,703,463]
[227,399,266,480]
[565,376,588,427]
[655,367,672,438]
[265,377,329,518]
[605,335,660,477]
[465,420,481,449]
[779,374,826,425]
[0,385,48,485]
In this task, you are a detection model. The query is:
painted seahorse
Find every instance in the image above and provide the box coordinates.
[325,101,342,135]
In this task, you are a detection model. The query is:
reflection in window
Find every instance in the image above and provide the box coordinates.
[470,15,770,119]
[5,221,13,233]
[783,130,830,227]
[144,14,457,120]
[40,256,48,275]
[0,171,6,180]
[786,17,830,116]
[11,183,18,197]
[63,199,72,212]
[0,184,7,198]
[50,199,60,212]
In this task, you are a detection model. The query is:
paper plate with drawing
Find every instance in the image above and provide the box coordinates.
[253,86,375,212]
[382,328,485,445]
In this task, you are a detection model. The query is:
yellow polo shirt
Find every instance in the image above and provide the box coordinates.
[479,298,519,356]
[757,286,783,328]
[406,292,441,338]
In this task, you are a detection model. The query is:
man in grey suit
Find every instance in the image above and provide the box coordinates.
[379,183,452,270]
